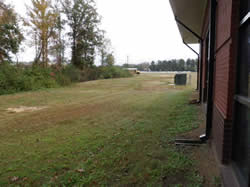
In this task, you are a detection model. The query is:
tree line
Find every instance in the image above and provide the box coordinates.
[0,0,114,68]
[123,59,198,72]
[0,0,131,95]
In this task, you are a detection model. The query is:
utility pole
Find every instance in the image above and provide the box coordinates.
[125,55,129,68]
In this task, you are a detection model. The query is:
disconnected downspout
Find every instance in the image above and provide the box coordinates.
[174,17,208,145]
[175,17,203,103]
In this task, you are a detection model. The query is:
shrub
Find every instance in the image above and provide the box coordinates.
[55,72,71,86]
[61,65,131,82]
[0,63,61,95]
[62,65,82,82]
[78,67,100,82]
[23,65,59,89]
[0,63,20,94]
[99,66,132,79]
[0,63,132,95]
[85,66,101,81]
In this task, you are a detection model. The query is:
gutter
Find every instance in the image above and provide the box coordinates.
[173,17,206,145]
[175,16,203,102]
[183,40,199,56]
[175,17,203,41]
[183,40,202,93]
[174,0,217,144]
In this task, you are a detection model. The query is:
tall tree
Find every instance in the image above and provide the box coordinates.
[105,53,115,66]
[61,0,103,69]
[50,0,66,67]
[0,1,23,63]
[99,35,112,66]
[25,0,58,67]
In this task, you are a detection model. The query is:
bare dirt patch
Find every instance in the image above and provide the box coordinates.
[7,106,48,113]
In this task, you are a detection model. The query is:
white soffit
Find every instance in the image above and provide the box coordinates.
[169,0,207,44]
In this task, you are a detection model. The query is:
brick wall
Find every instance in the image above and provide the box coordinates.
[200,0,240,164]
[212,0,240,164]
[214,40,231,118]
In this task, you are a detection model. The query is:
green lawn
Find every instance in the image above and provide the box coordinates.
[0,73,202,186]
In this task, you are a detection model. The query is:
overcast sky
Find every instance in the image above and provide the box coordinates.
[6,0,199,65]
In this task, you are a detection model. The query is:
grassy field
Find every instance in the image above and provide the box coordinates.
[0,73,203,186]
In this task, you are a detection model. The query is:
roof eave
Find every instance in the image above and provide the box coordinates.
[169,0,207,44]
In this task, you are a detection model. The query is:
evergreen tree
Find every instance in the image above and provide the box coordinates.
[129,59,198,72]
[150,61,156,71]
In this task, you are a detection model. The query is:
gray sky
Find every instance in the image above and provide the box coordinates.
[6,0,199,65]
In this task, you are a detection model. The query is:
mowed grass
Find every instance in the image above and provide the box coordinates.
[0,73,202,186]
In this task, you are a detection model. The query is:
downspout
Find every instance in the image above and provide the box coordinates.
[199,41,204,104]
[183,40,203,93]
[205,0,217,139]
[176,0,216,145]
[183,40,199,56]
[196,51,200,92]
[173,9,222,145]
[175,17,203,102]
[183,40,201,91]
[174,17,210,145]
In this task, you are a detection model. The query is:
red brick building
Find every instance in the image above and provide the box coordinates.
[170,0,249,186]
